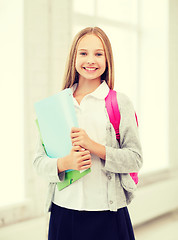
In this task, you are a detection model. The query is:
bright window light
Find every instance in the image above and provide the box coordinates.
[0,0,24,206]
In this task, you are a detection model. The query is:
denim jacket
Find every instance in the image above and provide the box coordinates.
[33,92,143,212]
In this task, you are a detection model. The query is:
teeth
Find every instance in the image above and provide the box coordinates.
[84,67,97,71]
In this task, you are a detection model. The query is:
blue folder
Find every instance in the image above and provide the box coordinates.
[34,88,91,190]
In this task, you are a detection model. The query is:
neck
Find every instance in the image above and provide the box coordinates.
[75,77,102,96]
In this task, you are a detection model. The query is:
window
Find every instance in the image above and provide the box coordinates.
[0,0,24,206]
[72,0,169,174]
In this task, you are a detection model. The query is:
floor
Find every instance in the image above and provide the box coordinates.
[0,211,178,240]
[134,211,178,240]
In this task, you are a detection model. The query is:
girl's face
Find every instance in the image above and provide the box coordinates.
[75,34,106,83]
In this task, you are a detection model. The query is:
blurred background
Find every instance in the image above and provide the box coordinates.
[0,0,178,239]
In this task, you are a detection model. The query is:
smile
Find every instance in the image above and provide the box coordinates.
[83,67,98,71]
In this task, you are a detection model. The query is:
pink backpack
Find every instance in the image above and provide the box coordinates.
[105,90,139,184]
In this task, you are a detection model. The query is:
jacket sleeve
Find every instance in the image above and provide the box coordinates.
[33,135,65,183]
[104,93,143,174]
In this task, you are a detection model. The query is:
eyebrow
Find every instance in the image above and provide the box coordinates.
[78,49,104,51]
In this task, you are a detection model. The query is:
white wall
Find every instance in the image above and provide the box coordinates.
[24,0,74,217]
[130,0,178,225]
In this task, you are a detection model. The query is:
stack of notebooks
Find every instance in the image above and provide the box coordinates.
[34,88,91,190]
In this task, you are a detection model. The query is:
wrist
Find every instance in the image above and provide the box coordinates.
[90,141,106,160]
[57,158,65,173]
[57,155,70,172]
[88,139,95,153]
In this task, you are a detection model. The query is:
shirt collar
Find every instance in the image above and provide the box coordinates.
[71,81,110,100]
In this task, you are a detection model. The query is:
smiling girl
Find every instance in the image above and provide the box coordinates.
[34,27,143,240]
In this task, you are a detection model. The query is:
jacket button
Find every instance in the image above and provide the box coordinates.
[109,200,113,204]
[108,176,112,180]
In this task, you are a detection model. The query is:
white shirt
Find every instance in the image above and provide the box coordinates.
[53,81,110,211]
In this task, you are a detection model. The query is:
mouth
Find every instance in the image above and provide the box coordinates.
[83,67,98,72]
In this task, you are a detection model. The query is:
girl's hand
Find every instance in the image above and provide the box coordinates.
[71,127,93,151]
[70,127,106,160]
[69,145,91,171]
[58,145,92,172]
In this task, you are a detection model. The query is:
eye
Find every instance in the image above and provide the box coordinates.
[96,53,103,56]
[79,52,87,56]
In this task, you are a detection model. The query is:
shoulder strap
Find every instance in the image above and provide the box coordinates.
[105,89,139,185]
[105,90,120,141]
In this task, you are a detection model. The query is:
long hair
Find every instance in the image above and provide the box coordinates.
[62,27,114,90]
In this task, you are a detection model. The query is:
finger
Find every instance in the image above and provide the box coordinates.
[71,132,80,138]
[80,163,92,170]
[80,148,86,151]
[80,161,91,167]
[80,150,90,156]
[72,145,82,151]
[77,154,91,163]
[72,141,81,146]
[71,137,80,143]
[71,127,81,133]
[81,154,91,161]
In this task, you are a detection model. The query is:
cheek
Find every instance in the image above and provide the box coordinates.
[75,57,83,69]
[100,59,106,71]
[75,59,81,72]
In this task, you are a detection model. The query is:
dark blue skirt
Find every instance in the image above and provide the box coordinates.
[48,203,135,240]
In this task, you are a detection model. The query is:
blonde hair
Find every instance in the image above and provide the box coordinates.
[62,27,114,90]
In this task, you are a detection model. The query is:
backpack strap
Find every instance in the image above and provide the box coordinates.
[105,89,138,185]
[105,90,120,141]
[135,112,139,127]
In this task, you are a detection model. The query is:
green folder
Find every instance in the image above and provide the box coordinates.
[34,89,91,191]
[36,119,91,190]
[57,168,91,190]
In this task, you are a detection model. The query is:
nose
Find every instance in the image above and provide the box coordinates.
[87,54,95,64]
